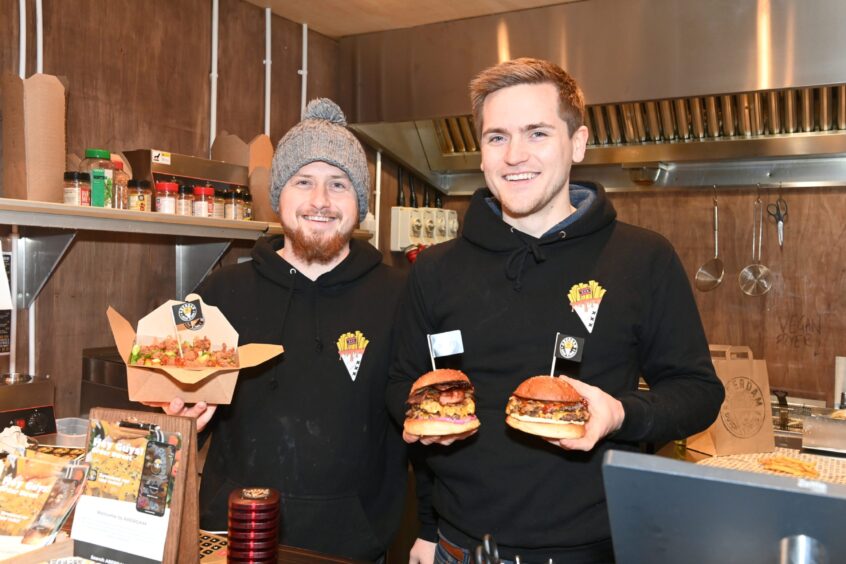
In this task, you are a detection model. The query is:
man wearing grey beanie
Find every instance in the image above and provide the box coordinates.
[154,99,408,561]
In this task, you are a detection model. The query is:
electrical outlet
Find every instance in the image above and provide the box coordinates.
[390,206,459,251]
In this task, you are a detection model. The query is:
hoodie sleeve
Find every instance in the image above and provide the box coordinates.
[386,257,443,536]
[613,247,725,444]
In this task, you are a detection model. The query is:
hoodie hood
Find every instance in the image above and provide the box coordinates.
[461,182,616,290]
[249,234,385,352]
[250,234,384,291]
[462,182,616,251]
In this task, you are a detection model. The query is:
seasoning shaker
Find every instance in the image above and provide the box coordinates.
[63,171,91,206]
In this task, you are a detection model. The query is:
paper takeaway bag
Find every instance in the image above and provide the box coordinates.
[687,345,775,456]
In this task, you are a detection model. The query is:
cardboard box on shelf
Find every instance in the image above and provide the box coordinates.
[0,74,67,203]
[211,131,276,222]
[106,295,282,405]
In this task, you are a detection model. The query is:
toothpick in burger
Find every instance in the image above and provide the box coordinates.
[505,375,590,439]
[404,369,480,436]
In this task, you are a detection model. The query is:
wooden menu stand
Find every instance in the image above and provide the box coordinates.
[89,407,200,564]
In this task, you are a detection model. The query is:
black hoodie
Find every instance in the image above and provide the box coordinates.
[197,235,407,561]
[386,184,724,561]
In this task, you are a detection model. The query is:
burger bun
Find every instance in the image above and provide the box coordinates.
[505,415,585,439]
[404,417,480,437]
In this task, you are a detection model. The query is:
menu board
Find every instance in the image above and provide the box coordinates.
[72,418,182,564]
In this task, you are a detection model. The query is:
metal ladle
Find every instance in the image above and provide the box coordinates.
[739,195,773,296]
[695,187,725,291]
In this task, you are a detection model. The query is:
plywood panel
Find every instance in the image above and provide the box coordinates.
[42,0,211,159]
[612,187,846,404]
[218,0,264,142]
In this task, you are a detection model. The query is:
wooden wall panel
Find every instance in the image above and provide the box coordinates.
[43,0,212,158]
[217,0,265,141]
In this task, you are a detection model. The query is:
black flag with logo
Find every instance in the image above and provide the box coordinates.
[554,333,585,363]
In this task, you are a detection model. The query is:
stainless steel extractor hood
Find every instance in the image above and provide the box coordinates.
[342,0,846,194]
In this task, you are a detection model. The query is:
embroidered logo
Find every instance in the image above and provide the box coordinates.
[568,280,606,334]
[336,331,369,381]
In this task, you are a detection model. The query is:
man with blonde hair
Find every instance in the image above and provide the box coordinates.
[387,58,723,563]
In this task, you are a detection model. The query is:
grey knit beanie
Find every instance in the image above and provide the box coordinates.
[270,98,370,222]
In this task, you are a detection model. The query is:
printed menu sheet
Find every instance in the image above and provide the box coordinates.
[72,419,182,564]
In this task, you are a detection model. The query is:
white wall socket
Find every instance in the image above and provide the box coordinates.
[390,206,458,251]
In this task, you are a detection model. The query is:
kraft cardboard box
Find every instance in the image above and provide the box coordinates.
[107,295,282,405]
[212,131,276,222]
[1,74,67,202]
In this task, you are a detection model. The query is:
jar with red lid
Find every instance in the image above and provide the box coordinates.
[192,186,214,217]
[155,181,178,214]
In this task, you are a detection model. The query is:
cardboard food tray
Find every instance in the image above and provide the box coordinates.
[107,296,282,404]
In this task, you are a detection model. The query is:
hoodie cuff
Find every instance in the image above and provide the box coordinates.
[613,393,652,442]
[418,522,438,543]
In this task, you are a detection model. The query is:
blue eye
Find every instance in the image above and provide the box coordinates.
[486,134,505,144]
[530,130,548,139]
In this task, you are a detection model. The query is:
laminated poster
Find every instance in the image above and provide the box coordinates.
[72,419,182,564]
[0,454,89,559]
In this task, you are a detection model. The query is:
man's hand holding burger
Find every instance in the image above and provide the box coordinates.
[545,375,625,451]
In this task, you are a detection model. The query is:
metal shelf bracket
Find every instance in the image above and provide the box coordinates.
[175,239,231,299]
[14,227,76,309]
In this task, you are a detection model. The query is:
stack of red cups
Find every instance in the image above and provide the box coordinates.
[227,487,280,563]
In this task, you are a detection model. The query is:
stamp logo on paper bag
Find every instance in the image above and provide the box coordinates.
[337,331,369,382]
[720,376,766,438]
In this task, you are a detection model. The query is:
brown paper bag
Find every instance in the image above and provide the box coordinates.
[687,345,775,456]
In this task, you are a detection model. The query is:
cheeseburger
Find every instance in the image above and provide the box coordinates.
[405,369,480,436]
[505,376,590,439]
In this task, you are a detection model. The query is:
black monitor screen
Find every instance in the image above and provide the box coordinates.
[602,450,846,564]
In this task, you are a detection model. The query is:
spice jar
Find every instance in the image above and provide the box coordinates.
[192,186,214,217]
[112,161,130,209]
[63,171,91,206]
[212,188,226,219]
[242,191,253,220]
[80,148,114,208]
[224,188,244,220]
[177,185,194,216]
[155,181,178,214]
[128,179,152,211]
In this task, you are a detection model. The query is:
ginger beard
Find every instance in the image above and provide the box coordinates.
[283,217,351,264]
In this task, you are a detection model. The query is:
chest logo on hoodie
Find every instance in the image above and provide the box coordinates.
[568,281,606,333]
[337,331,369,381]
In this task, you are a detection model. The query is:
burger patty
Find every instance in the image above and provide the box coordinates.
[505,396,590,422]
[406,396,476,420]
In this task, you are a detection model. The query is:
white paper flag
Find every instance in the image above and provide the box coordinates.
[428,330,464,358]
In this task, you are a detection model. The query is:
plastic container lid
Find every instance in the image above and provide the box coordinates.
[113,160,124,170]
[178,184,193,195]
[84,148,111,159]
[128,179,151,189]
[242,192,252,203]
[155,181,178,193]
[193,186,214,196]
[64,171,91,182]
[214,188,227,198]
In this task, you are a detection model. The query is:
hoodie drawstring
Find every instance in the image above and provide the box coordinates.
[505,241,547,291]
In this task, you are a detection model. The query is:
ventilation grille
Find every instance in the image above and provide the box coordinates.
[433,85,846,154]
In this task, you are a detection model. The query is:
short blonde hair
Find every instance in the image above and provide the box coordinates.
[469,57,585,138]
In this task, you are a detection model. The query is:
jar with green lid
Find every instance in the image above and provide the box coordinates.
[212,188,226,219]
[80,148,114,208]
[127,179,152,211]
[63,171,91,206]
[224,188,244,220]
